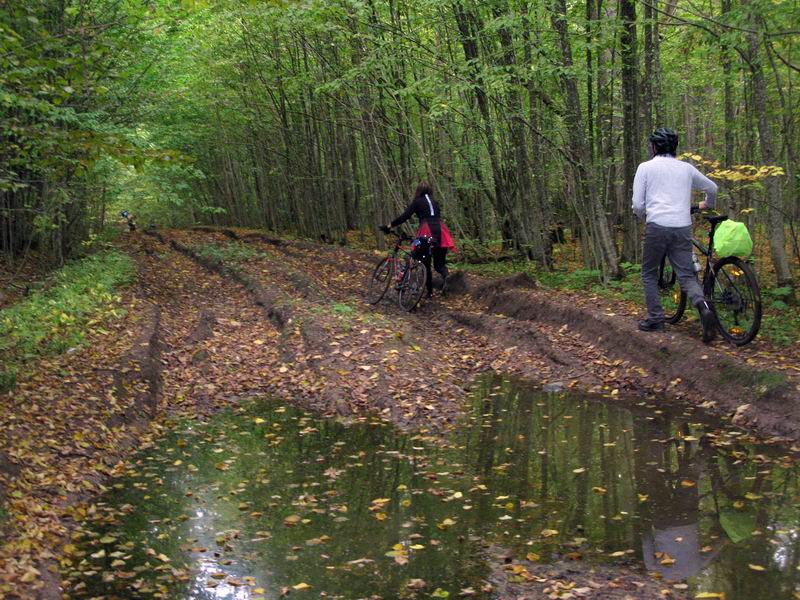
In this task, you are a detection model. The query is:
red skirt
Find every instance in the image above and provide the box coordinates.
[416,222,457,251]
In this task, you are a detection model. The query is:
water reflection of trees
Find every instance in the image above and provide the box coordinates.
[72,384,800,599]
[462,376,800,596]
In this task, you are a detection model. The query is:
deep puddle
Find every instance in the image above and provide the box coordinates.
[66,377,800,599]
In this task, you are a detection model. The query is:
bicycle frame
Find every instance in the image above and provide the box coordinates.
[690,224,717,293]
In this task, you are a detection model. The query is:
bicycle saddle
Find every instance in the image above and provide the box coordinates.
[704,214,729,225]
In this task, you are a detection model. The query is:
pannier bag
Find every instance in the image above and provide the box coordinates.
[714,220,753,258]
[411,236,433,260]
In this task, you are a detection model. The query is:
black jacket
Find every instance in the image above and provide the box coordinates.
[390,194,441,228]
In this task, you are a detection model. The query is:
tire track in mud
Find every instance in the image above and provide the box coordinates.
[162,229,634,430]
[177,228,799,443]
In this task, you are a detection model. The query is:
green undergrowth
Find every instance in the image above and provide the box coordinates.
[0,250,135,392]
[717,360,789,398]
[452,259,799,347]
[195,242,266,263]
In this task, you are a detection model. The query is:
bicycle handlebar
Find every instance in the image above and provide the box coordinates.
[380,226,413,242]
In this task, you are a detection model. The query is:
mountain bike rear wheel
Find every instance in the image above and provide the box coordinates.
[367,257,393,305]
[659,255,687,324]
[398,259,427,311]
[711,256,761,345]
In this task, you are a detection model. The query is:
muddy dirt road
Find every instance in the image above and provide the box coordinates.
[147,228,798,441]
[1,227,797,598]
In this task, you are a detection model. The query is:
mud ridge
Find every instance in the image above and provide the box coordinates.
[465,273,799,442]
[36,300,163,599]
[168,237,292,329]
[112,302,162,423]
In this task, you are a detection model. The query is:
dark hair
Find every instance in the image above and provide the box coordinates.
[414,181,433,199]
[649,127,679,156]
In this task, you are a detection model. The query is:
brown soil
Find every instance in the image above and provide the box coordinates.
[1,227,796,598]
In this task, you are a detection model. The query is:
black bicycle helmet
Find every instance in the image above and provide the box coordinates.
[649,127,678,156]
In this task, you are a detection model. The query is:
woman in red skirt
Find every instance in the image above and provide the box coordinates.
[384,181,456,298]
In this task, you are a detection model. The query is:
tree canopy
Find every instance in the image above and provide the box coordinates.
[1,0,797,287]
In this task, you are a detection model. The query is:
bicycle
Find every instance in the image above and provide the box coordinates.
[657,208,761,345]
[366,228,428,311]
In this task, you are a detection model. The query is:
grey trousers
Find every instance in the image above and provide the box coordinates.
[642,222,705,321]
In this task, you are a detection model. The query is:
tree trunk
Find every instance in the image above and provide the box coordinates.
[742,0,795,292]
[551,0,622,279]
[620,0,640,263]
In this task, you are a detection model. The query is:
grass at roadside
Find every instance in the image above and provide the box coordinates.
[0,250,135,392]
[451,259,800,347]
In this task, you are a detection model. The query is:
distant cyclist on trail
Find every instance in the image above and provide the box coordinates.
[383,181,456,298]
[632,128,718,343]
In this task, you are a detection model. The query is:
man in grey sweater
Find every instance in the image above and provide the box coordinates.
[632,128,718,343]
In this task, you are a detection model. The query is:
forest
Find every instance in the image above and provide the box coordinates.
[2,1,800,596]
[1,0,797,287]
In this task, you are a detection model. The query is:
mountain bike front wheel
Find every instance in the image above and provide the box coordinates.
[711,256,761,345]
[659,255,687,323]
[367,257,393,305]
[398,259,427,311]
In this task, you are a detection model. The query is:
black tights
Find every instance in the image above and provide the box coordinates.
[422,247,449,296]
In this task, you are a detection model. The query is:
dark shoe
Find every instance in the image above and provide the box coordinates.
[696,300,717,343]
[638,318,665,332]
[441,276,448,297]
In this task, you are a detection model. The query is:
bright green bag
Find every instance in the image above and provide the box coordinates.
[714,220,753,258]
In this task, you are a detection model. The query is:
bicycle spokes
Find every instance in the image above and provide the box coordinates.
[712,258,761,345]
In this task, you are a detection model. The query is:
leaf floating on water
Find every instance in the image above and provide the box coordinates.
[541,529,559,538]
[292,582,311,590]
[748,564,766,571]
[592,486,607,494]
[695,593,726,599]
[431,589,450,598]
[680,479,696,488]
[407,579,426,590]
[572,468,586,474]
[347,558,373,566]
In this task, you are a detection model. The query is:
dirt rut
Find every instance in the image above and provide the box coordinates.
[459,273,798,441]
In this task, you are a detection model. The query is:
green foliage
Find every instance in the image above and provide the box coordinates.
[331,302,355,316]
[0,250,134,380]
[0,370,17,395]
[717,360,789,397]
[759,309,800,346]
